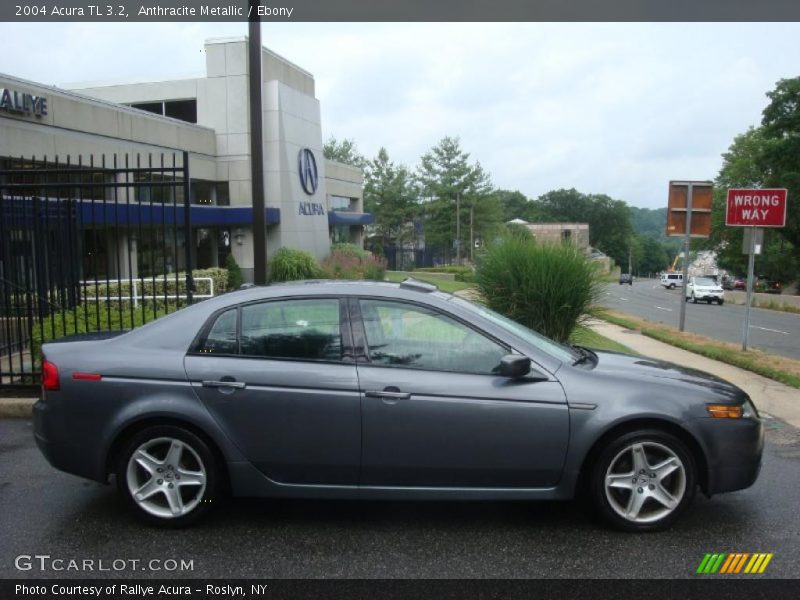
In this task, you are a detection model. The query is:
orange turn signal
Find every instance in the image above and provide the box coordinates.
[707,404,743,419]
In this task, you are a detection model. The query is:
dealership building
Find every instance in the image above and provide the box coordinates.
[0,36,371,282]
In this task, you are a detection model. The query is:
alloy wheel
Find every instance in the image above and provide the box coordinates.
[603,441,687,524]
[125,437,207,519]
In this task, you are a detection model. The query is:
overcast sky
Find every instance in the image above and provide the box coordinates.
[1,22,798,209]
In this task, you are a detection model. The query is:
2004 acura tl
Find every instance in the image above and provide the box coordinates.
[34,279,763,531]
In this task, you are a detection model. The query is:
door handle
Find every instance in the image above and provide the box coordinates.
[202,380,246,389]
[365,390,411,400]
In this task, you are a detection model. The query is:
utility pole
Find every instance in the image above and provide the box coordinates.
[469,204,474,263]
[455,191,461,265]
[248,5,267,285]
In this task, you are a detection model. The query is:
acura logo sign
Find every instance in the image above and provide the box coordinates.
[298,148,318,195]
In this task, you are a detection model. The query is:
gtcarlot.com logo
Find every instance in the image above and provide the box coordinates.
[696,552,773,574]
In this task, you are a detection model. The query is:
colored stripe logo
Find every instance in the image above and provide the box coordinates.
[696,553,773,574]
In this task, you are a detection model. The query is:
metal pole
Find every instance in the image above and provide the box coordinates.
[456,191,461,265]
[742,227,757,351]
[182,151,194,304]
[248,9,267,285]
[678,183,693,332]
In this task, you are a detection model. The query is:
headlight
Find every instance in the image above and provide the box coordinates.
[707,399,758,419]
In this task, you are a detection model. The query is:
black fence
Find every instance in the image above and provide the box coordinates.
[381,245,456,271]
[0,152,194,389]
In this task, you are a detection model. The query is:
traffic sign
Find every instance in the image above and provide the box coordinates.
[666,181,712,238]
[726,188,787,227]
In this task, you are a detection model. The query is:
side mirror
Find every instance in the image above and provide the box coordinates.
[499,355,532,379]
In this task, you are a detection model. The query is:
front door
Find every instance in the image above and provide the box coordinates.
[353,298,569,488]
[185,297,361,485]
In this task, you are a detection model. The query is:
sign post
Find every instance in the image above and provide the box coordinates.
[667,181,713,332]
[725,188,788,351]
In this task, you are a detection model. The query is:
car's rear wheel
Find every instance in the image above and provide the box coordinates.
[590,430,696,532]
[116,425,219,527]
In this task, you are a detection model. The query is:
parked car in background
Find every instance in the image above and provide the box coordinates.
[756,279,782,294]
[660,273,684,289]
[721,276,734,291]
[685,276,725,305]
[619,273,633,285]
[733,279,746,291]
[34,279,763,532]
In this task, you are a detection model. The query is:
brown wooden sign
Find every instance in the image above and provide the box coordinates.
[666,181,713,237]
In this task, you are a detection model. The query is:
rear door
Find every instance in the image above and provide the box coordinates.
[185,296,361,485]
[352,297,569,488]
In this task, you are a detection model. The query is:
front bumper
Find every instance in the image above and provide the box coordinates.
[694,416,763,495]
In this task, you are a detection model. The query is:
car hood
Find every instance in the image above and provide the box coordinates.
[590,350,745,403]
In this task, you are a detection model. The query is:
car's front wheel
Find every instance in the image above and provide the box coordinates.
[116,425,219,527]
[590,430,696,532]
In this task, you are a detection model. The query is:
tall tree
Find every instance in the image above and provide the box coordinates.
[322,136,366,168]
[416,137,497,253]
[363,148,418,248]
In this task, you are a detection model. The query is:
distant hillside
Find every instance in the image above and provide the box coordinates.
[629,206,681,251]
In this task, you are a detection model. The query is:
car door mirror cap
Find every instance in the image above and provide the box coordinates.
[499,354,548,380]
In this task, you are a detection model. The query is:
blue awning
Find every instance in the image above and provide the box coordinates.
[328,211,374,226]
[75,201,280,227]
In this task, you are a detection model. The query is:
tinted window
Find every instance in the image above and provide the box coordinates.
[240,299,342,361]
[199,308,237,354]
[360,299,507,374]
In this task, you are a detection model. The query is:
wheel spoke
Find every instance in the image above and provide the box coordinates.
[652,456,680,480]
[625,489,647,519]
[164,440,184,468]
[631,443,650,472]
[651,483,679,509]
[177,468,205,487]
[133,477,162,502]
[165,486,185,516]
[606,472,635,490]
[135,449,161,474]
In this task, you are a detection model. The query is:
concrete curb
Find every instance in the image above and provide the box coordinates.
[0,397,36,418]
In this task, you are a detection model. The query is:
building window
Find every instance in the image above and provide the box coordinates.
[129,99,197,124]
[330,195,354,212]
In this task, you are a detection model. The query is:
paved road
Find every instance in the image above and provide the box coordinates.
[602,279,800,360]
[2,418,799,579]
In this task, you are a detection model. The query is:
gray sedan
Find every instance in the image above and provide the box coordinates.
[34,279,763,531]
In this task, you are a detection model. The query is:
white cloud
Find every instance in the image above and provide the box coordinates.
[1,21,797,208]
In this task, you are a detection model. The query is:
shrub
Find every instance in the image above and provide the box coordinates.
[269,248,321,282]
[475,236,603,343]
[191,267,229,295]
[32,304,172,363]
[320,248,387,281]
[224,253,244,290]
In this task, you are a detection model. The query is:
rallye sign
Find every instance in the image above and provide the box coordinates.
[726,188,787,227]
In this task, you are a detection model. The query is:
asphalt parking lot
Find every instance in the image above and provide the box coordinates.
[1,417,799,579]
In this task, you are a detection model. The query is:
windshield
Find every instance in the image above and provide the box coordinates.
[450,297,576,363]
[695,277,716,286]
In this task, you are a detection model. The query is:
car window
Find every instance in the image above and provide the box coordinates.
[240,298,342,361]
[695,277,715,286]
[198,308,238,354]
[359,299,507,374]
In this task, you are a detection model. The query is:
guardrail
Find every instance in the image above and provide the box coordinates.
[80,277,214,308]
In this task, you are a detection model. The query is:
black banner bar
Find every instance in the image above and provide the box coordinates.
[2,0,800,22]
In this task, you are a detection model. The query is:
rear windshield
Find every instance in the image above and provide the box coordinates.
[695,277,716,286]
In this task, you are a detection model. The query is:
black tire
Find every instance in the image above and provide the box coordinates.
[669,284,675,290]
[116,425,220,527]
[718,299,724,305]
[589,429,697,532]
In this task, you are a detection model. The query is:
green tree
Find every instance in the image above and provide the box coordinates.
[363,147,418,247]
[322,136,366,168]
[492,189,538,222]
[416,137,498,256]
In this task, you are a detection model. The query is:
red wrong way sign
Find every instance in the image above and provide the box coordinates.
[726,188,788,227]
